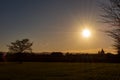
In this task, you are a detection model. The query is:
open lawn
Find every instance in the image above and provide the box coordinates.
[0,62,120,80]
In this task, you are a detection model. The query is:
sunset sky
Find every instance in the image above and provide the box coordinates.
[0,0,115,53]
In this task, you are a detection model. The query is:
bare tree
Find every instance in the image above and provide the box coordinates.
[101,0,120,54]
[8,39,33,53]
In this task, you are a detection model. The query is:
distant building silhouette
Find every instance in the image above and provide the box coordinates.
[98,49,105,55]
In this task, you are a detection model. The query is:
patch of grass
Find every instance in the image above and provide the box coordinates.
[0,62,120,80]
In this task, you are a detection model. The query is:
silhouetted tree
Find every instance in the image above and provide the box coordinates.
[101,0,120,54]
[7,39,33,53]
[51,52,63,56]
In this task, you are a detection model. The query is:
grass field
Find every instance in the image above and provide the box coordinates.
[0,62,120,80]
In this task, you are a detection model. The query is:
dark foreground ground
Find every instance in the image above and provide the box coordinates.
[0,62,120,80]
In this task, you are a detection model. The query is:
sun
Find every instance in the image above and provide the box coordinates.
[82,29,91,38]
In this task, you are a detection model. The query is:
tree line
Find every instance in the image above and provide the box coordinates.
[0,51,120,63]
[0,37,119,63]
[0,38,117,63]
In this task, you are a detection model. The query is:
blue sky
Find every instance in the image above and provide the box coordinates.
[0,0,114,53]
